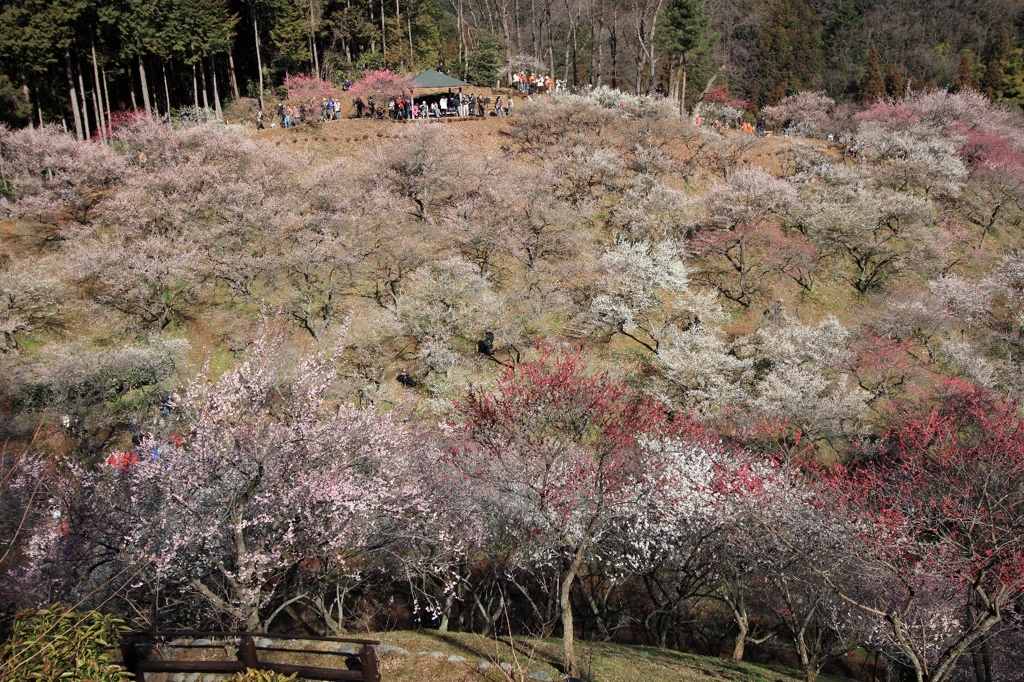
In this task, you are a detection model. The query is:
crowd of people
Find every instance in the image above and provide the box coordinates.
[694,111,769,137]
[264,87,526,125]
[273,100,345,127]
[351,89,498,120]
[510,71,567,94]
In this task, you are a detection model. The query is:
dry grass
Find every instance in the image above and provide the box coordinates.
[133,630,853,682]
[363,630,850,682]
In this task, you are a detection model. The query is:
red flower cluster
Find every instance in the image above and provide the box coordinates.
[107,451,140,470]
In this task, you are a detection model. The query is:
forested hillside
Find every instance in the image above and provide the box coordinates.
[3,81,1024,681]
[4,1,1024,681]
[1,0,1023,130]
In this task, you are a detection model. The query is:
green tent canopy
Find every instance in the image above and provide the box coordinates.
[411,69,471,88]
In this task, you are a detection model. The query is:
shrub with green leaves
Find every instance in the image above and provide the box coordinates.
[0,605,131,682]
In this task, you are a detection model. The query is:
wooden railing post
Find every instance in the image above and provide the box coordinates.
[239,635,260,668]
[358,645,380,682]
[119,635,144,681]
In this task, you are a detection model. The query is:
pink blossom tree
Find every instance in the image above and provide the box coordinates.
[283,74,339,102]
[101,315,426,629]
[347,69,415,101]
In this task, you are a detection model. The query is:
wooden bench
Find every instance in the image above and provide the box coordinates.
[119,631,381,681]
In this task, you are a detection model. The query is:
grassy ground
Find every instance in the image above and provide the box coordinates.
[361,630,848,682]
[139,630,853,682]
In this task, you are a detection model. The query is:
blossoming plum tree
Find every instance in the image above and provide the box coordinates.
[803,380,1024,682]
[452,349,676,676]
[108,316,426,629]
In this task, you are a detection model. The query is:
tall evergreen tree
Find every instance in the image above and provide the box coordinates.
[267,0,310,74]
[858,44,885,102]
[655,0,710,116]
[953,53,977,92]
[753,0,823,106]
[883,64,903,98]
[983,27,1010,100]
[115,0,164,114]
[0,0,96,130]
[467,31,501,86]
[821,0,865,98]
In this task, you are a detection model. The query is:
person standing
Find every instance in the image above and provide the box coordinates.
[507,96,514,116]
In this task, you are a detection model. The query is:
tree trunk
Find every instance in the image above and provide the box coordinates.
[795,627,818,682]
[101,67,112,132]
[380,0,387,62]
[192,63,200,112]
[253,15,265,111]
[438,591,456,632]
[560,557,584,677]
[138,54,152,115]
[200,62,211,112]
[76,56,91,139]
[575,573,610,639]
[210,56,223,120]
[64,47,84,140]
[680,55,687,118]
[91,72,103,140]
[90,35,105,140]
[310,0,320,77]
[162,61,172,115]
[610,8,617,89]
[19,68,32,129]
[731,595,748,663]
[550,44,555,87]
[227,52,240,99]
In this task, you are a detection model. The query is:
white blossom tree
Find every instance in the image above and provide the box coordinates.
[590,239,722,354]
[100,317,426,629]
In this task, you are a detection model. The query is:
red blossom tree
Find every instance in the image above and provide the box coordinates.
[451,349,675,676]
[812,379,1024,682]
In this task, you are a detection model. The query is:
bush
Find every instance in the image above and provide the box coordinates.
[230,672,299,682]
[0,605,131,681]
[761,91,836,137]
[554,86,677,119]
[12,342,183,411]
[0,125,125,219]
[283,74,338,102]
[354,51,385,75]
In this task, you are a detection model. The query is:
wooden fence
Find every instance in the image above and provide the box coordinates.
[119,630,381,681]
